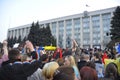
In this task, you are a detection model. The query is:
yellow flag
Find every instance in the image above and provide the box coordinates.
[104,58,120,74]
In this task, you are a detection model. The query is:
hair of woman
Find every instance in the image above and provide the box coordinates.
[80,66,98,80]
[42,61,59,80]
[105,62,119,80]
[53,66,75,80]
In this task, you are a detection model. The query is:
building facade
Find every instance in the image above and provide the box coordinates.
[7,7,116,49]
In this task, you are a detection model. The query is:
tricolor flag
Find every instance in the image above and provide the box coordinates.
[86,4,90,7]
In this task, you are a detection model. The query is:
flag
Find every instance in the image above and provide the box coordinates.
[117,44,120,54]
[86,4,90,7]
[115,43,120,54]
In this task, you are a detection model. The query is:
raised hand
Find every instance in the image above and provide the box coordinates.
[25,40,34,52]
[3,40,8,47]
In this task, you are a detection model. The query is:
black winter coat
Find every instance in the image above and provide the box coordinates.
[0,51,41,80]
[0,60,41,80]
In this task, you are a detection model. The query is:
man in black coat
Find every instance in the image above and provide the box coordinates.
[0,41,41,80]
[77,53,88,71]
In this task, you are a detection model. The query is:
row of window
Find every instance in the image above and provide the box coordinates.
[51,13,111,28]
[58,39,102,46]
[8,27,30,38]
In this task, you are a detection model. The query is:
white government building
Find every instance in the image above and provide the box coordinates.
[7,6,116,49]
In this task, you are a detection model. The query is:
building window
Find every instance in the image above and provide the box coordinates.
[102,13,111,33]
[92,15,100,34]
[26,27,28,33]
[59,21,64,34]
[52,22,57,37]
[66,20,72,37]
[74,18,80,36]
[66,36,71,48]
[22,28,25,37]
[58,34,63,48]
[83,17,90,40]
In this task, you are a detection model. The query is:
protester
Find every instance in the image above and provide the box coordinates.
[0,40,8,67]
[80,66,98,80]
[53,48,62,60]
[86,61,96,69]
[0,41,41,80]
[42,61,59,80]
[39,54,49,69]
[104,62,120,80]
[53,66,75,80]
[0,38,120,80]
[102,51,108,64]
[78,53,88,71]
[64,55,81,80]
[93,53,104,78]
[56,58,64,66]
[27,68,44,80]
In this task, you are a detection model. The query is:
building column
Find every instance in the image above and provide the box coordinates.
[56,22,59,47]
[26,28,29,37]
[80,17,83,48]
[28,27,31,36]
[16,29,18,39]
[21,29,23,40]
[20,29,22,39]
[111,11,114,17]
[25,28,27,38]
[63,20,66,48]
[72,19,74,39]
[11,30,13,38]
[11,31,13,38]
[90,16,93,48]
[12,30,13,38]
[100,14,104,49]
[13,30,15,39]
[49,23,52,30]
[22,28,24,40]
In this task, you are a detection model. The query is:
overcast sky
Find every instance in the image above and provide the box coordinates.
[0,0,120,42]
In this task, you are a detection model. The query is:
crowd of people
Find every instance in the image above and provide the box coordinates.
[0,39,120,80]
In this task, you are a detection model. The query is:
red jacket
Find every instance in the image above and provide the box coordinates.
[53,48,62,59]
[102,53,108,64]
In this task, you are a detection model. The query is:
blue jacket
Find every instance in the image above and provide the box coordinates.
[95,61,104,78]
